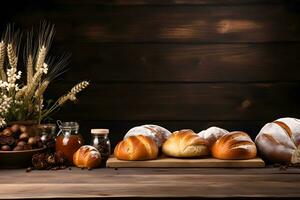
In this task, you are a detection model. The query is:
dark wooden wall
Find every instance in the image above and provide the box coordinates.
[1,0,300,146]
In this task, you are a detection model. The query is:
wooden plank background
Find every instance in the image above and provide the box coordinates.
[0,0,300,147]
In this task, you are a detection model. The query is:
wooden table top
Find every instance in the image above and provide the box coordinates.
[0,167,300,199]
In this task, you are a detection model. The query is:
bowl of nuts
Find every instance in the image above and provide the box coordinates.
[0,122,47,168]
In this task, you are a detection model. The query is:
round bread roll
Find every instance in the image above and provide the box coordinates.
[73,145,101,168]
[162,129,209,158]
[198,126,229,148]
[212,131,257,160]
[114,135,158,161]
[255,117,300,164]
[124,124,171,147]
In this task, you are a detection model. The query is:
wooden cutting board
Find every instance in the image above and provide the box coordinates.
[106,156,265,168]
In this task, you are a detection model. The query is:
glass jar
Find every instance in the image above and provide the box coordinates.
[55,121,84,165]
[36,124,56,152]
[90,129,111,162]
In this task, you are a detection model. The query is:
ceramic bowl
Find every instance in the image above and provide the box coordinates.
[0,147,47,169]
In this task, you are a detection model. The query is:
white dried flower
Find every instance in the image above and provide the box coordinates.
[0,94,12,126]
[0,117,6,127]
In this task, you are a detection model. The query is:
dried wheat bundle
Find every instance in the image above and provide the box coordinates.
[0,22,89,126]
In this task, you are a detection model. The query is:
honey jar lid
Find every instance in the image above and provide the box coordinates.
[91,129,109,135]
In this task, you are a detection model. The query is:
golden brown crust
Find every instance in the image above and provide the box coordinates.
[162,129,209,158]
[114,135,158,161]
[73,145,101,168]
[211,131,257,160]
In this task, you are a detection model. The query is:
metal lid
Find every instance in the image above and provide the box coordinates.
[91,129,109,135]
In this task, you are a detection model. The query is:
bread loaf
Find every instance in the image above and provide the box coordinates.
[114,135,158,161]
[255,117,300,164]
[211,131,257,160]
[73,145,101,168]
[162,129,209,158]
[198,126,229,148]
[124,124,171,147]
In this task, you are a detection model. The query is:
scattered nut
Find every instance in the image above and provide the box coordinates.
[26,167,32,173]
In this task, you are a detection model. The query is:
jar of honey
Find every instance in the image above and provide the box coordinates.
[55,121,83,165]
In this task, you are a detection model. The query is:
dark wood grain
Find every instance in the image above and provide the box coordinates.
[46,82,300,121]
[6,4,300,43]
[0,168,299,199]
[0,0,300,145]
[59,43,300,82]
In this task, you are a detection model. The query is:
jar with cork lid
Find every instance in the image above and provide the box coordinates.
[90,129,111,162]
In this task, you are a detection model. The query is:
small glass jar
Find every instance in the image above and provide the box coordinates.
[36,124,56,152]
[90,129,111,162]
[55,121,84,165]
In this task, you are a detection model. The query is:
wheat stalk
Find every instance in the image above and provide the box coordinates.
[71,81,89,94]
[15,86,27,99]
[25,63,48,99]
[26,54,33,84]
[58,81,89,106]
[0,41,6,81]
[34,80,49,99]
[35,46,46,70]
[7,43,17,69]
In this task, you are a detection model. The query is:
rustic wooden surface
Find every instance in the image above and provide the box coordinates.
[0,0,300,146]
[106,156,265,168]
[0,167,299,199]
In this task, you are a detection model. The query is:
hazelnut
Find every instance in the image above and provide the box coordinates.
[28,137,37,146]
[10,124,20,133]
[1,145,11,151]
[23,144,32,150]
[19,125,27,133]
[19,132,29,141]
[16,141,26,147]
[2,128,12,136]
[13,145,24,151]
